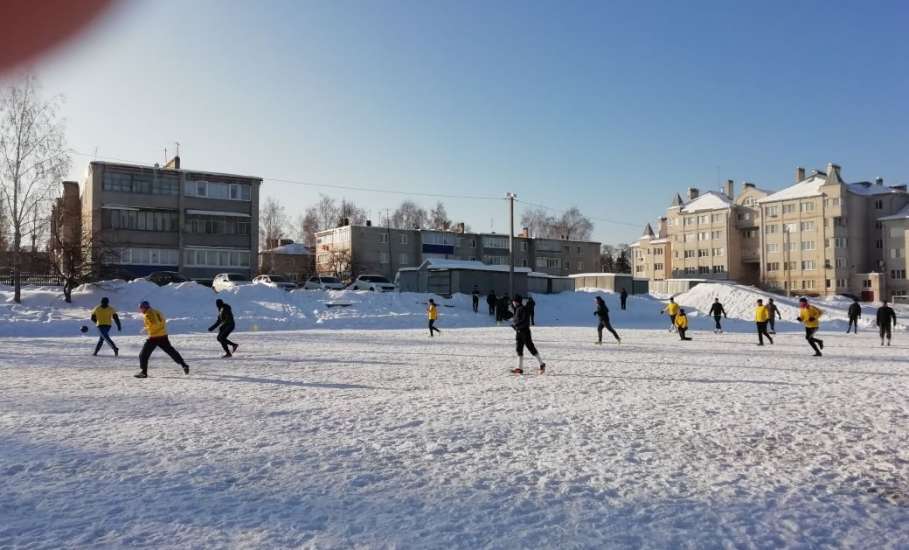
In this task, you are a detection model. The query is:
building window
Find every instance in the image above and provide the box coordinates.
[876,240,883,249]
[766,262,780,272]
[890,270,906,280]
[521,242,529,251]
[103,171,180,196]
[783,223,797,233]
[107,247,180,266]
[184,180,251,201]
[698,232,710,241]
[801,260,816,271]
[378,251,390,264]
[802,279,816,289]
[184,247,250,268]
[698,215,709,224]
[890,248,904,259]
[698,266,710,274]
[835,238,847,248]
[712,265,726,273]
[712,248,724,256]
[782,204,796,214]
[698,249,709,257]
[184,213,251,235]
[710,213,724,223]
[765,224,778,234]
[534,257,561,269]
[825,279,831,288]
[784,261,797,270]
[400,234,408,245]
[654,263,664,271]
[875,199,884,209]
[399,252,410,265]
[799,221,815,232]
[799,201,815,213]
[102,208,179,232]
[684,250,696,259]
[766,243,779,253]
[711,230,722,239]
[766,206,779,217]
[379,233,388,244]
[482,236,508,249]
[801,241,816,251]
[576,261,583,271]
[837,278,847,287]
[835,258,846,268]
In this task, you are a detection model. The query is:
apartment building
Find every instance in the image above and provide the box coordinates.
[758,164,908,297]
[81,157,262,280]
[633,180,767,285]
[315,223,600,281]
[880,205,909,300]
[632,163,909,299]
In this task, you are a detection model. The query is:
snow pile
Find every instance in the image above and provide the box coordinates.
[673,282,892,329]
[0,280,894,337]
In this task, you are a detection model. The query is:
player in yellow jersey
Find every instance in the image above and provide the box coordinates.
[90,297,121,356]
[135,300,190,378]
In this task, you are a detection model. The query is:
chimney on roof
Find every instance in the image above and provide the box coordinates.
[456,222,465,234]
[796,166,805,183]
[826,163,843,185]
[520,227,529,238]
[366,219,372,226]
[723,179,734,199]
[892,184,907,192]
[164,155,180,170]
[687,187,699,201]
[875,177,884,186]
[658,216,668,238]
[743,182,755,189]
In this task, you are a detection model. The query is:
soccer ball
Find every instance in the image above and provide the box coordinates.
[80,325,89,333]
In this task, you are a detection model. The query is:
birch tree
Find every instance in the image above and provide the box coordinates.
[0,75,70,303]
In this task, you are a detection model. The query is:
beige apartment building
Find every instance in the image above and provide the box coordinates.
[633,180,767,285]
[633,163,909,300]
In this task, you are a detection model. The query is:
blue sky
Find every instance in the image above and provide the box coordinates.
[15,0,909,244]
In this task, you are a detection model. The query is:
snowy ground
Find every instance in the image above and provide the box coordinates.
[2,326,909,548]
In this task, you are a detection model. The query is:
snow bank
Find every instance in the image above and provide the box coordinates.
[0,280,896,337]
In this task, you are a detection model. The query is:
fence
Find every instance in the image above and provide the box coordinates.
[0,272,64,286]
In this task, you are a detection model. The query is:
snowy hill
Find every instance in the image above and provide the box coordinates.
[0,280,895,337]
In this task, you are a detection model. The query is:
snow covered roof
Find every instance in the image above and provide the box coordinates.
[758,173,828,203]
[847,181,905,196]
[415,258,532,273]
[650,238,670,244]
[641,223,655,238]
[879,204,909,222]
[260,243,313,255]
[680,191,733,213]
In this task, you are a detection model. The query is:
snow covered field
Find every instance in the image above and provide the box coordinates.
[2,325,909,548]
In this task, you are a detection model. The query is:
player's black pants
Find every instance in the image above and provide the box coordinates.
[678,327,691,341]
[139,336,186,372]
[805,327,823,354]
[757,321,773,344]
[217,323,237,353]
[847,317,859,334]
[713,315,722,331]
[515,328,538,356]
[880,324,893,341]
[472,298,479,312]
[429,319,440,335]
[597,320,620,342]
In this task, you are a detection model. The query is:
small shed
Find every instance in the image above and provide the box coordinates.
[570,273,642,294]
[528,272,575,294]
[396,259,531,297]
[258,242,315,282]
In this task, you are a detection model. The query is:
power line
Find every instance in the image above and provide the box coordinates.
[68,148,503,202]
[514,198,641,228]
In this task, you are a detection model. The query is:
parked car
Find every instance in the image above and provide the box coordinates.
[253,274,298,291]
[302,275,346,290]
[212,272,252,292]
[349,274,397,292]
[142,271,190,286]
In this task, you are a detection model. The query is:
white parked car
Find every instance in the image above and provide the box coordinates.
[302,275,346,290]
[212,272,252,292]
[349,274,397,292]
[253,274,298,291]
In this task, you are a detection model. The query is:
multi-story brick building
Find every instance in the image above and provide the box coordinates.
[80,157,262,280]
[315,223,600,281]
[632,163,909,300]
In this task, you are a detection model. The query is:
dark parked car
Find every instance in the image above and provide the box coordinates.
[143,271,190,286]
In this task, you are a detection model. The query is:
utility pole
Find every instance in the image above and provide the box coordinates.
[507,192,517,298]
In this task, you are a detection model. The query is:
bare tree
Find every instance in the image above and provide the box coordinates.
[551,207,594,241]
[520,207,555,238]
[295,209,321,247]
[600,244,615,272]
[323,247,352,280]
[0,75,70,303]
[259,196,288,249]
[614,243,631,274]
[429,201,451,231]
[339,199,367,225]
[391,200,427,229]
